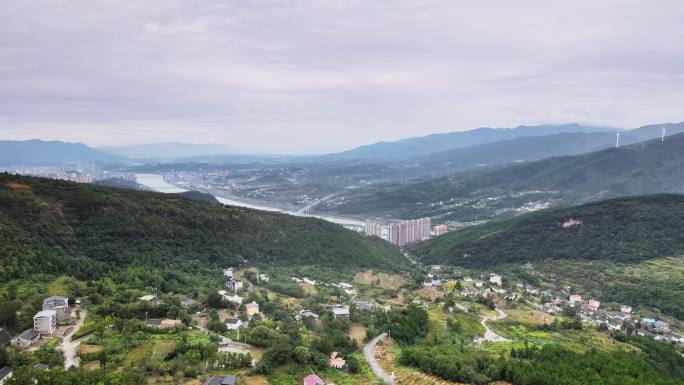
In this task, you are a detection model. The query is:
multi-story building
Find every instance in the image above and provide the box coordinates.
[42,296,69,322]
[33,310,57,334]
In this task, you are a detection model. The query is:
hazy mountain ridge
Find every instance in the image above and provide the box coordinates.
[320,130,684,221]
[329,123,616,161]
[0,139,127,166]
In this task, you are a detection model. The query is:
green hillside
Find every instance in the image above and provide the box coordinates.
[0,173,406,281]
[409,194,684,267]
[410,194,684,318]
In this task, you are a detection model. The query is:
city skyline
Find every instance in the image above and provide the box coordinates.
[2,1,684,153]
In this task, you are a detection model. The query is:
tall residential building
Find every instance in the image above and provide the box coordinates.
[365,221,383,237]
[388,217,431,246]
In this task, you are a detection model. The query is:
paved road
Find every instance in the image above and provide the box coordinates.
[60,308,87,368]
[478,308,511,343]
[363,333,395,385]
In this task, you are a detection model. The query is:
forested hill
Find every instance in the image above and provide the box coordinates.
[0,174,406,281]
[409,194,684,267]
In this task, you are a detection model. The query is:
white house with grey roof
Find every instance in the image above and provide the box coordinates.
[42,296,69,322]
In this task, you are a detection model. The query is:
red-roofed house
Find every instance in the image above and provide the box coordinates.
[303,374,325,385]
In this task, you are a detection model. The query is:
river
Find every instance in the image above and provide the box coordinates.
[135,173,366,228]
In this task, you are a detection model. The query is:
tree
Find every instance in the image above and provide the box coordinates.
[294,346,310,364]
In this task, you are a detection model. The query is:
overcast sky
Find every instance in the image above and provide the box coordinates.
[1,1,683,153]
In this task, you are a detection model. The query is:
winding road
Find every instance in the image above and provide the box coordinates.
[60,309,87,368]
[363,333,395,385]
[478,308,511,343]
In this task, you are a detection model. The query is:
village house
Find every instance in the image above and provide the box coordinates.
[543,302,562,314]
[352,299,376,311]
[225,318,244,330]
[177,295,197,308]
[332,306,350,319]
[525,286,540,296]
[203,374,237,385]
[489,273,502,286]
[607,317,624,331]
[258,273,270,282]
[302,277,317,286]
[654,320,670,332]
[223,268,234,278]
[582,299,600,313]
[329,351,346,368]
[245,302,260,316]
[338,282,353,290]
[146,319,182,329]
[460,287,479,297]
[463,276,473,282]
[568,294,582,304]
[292,277,303,283]
[33,310,57,334]
[42,296,69,322]
[224,278,244,292]
[138,294,158,306]
[474,280,484,288]
[492,287,506,295]
[296,310,320,320]
[0,366,13,385]
[13,329,40,347]
[218,290,243,305]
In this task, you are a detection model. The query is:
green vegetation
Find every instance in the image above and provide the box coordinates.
[0,173,407,282]
[410,194,684,267]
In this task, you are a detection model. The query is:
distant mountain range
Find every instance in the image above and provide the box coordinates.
[100,142,233,160]
[0,139,126,166]
[329,123,617,161]
[320,128,684,221]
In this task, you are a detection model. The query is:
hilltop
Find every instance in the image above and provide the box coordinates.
[0,173,407,281]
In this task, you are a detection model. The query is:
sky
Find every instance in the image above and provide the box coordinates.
[1,0,683,154]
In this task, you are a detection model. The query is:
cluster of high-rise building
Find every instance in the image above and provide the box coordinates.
[365,218,449,246]
[10,165,136,185]
[388,218,431,246]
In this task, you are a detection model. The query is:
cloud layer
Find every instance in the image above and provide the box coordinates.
[1,0,683,153]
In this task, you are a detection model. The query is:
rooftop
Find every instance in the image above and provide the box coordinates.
[33,309,56,319]
[0,366,12,380]
[19,329,40,340]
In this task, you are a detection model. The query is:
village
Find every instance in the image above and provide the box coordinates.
[419,265,684,346]
[2,263,683,385]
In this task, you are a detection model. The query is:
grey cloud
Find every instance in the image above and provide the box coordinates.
[0,0,683,153]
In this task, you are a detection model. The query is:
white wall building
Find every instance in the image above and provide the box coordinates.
[33,310,57,334]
